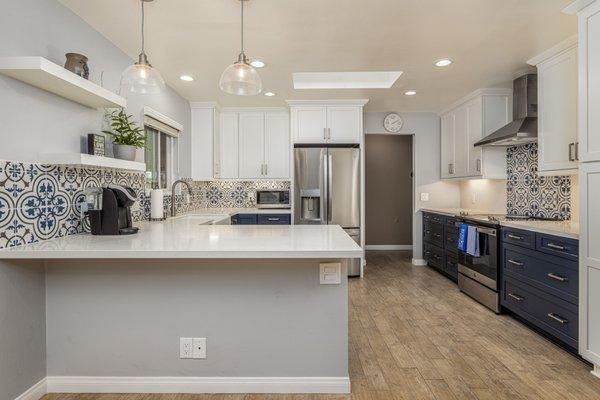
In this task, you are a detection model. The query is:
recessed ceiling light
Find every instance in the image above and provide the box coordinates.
[293,71,403,89]
[250,60,266,68]
[180,75,194,82]
[264,92,276,97]
[404,90,417,96]
[435,59,453,67]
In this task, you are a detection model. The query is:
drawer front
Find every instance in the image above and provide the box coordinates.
[444,253,458,280]
[233,214,258,225]
[257,214,291,225]
[502,277,578,349]
[502,245,578,304]
[423,222,444,246]
[501,228,536,249]
[444,216,458,229]
[424,243,444,270]
[444,226,458,253]
[423,212,444,225]
[536,234,578,261]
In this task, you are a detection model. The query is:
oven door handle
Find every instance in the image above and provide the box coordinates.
[454,222,497,236]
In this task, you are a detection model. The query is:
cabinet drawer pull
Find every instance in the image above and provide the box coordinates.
[433,233,441,238]
[433,255,441,260]
[267,218,280,221]
[507,234,524,241]
[547,273,568,282]
[507,259,524,267]
[547,313,568,324]
[508,293,524,302]
[547,243,566,251]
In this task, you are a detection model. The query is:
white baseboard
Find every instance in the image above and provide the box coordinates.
[364,245,413,251]
[412,258,427,266]
[45,376,351,394]
[14,378,47,400]
[592,364,600,379]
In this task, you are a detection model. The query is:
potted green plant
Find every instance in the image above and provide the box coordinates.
[102,109,146,161]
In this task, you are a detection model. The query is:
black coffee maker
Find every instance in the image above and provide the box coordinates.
[88,185,140,235]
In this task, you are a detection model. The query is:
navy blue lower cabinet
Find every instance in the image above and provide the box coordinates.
[500,227,579,351]
[422,212,458,283]
[231,214,258,225]
[257,214,291,225]
[502,277,578,349]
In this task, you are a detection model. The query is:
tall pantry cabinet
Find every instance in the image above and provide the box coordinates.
[565,0,600,376]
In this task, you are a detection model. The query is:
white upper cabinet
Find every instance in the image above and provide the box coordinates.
[327,106,362,143]
[238,112,265,179]
[218,112,239,179]
[439,89,512,180]
[528,36,579,175]
[190,103,218,181]
[288,100,368,144]
[577,1,600,162]
[440,113,455,178]
[264,112,290,179]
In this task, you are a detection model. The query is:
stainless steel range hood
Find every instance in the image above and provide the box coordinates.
[474,74,538,147]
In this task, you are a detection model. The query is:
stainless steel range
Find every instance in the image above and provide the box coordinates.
[456,214,560,313]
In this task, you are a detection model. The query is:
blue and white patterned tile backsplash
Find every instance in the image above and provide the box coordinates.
[506,143,571,220]
[0,159,289,250]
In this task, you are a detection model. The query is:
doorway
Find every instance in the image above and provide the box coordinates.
[365,134,414,250]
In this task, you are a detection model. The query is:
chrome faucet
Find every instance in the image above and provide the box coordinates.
[171,179,193,217]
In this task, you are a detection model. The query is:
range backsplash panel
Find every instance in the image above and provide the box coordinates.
[0,159,289,250]
[506,143,571,220]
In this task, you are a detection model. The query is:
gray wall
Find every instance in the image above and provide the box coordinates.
[0,261,46,400]
[46,259,348,377]
[0,0,191,175]
[364,112,460,260]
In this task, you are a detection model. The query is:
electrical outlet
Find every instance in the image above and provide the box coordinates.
[193,337,207,359]
[420,192,430,202]
[180,337,193,359]
[471,193,478,204]
[320,262,341,284]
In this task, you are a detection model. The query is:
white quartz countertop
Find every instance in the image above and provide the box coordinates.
[419,208,579,239]
[187,207,292,215]
[0,215,362,259]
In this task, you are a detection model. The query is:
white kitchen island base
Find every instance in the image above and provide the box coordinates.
[1,222,361,395]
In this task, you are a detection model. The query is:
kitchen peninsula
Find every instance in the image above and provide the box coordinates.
[0,215,361,394]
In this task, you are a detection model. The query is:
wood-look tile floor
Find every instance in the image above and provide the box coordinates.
[43,251,600,400]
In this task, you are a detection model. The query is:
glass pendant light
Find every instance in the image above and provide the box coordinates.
[219,0,262,96]
[121,0,165,95]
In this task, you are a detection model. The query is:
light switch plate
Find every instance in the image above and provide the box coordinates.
[320,262,342,284]
[420,192,430,202]
[193,337,206,359]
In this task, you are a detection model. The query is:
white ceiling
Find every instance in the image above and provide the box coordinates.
[58,0,577,112]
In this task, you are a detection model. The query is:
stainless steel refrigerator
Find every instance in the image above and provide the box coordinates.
[294,145,361,276]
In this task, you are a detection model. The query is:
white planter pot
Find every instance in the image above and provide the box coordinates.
[113,144,137,161]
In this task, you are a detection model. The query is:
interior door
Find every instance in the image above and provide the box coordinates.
[327,106,361,143]
[218,112,239,179]
[292,106,327,143]
[264,112,290,178]
[328,147,360,228]
[238,112,265,179]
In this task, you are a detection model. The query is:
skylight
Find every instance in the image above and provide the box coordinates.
[293,71,403,89]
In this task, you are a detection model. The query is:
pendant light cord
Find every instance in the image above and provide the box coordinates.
[240,0,244,55]
[141,0,145,54]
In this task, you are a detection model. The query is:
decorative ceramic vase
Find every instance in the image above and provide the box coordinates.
[64,53,89,79]
[113,144,136,161]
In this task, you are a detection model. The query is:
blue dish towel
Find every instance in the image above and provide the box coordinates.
[466,225,480,257]
[457,223,468,252]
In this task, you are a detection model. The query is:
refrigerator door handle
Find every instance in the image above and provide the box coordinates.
[321,152,328,224]
[327,154,333,223]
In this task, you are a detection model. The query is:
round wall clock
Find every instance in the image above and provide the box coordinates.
[383,113,403,133]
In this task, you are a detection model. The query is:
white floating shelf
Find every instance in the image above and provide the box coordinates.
[0,56,126,109]
[39,153,146,172]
